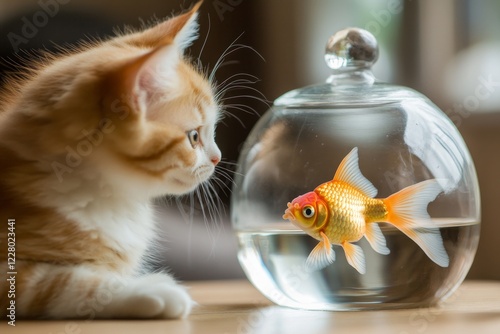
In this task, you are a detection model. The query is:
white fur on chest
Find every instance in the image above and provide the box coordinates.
[72,198,156,253]
[44,178,158,272]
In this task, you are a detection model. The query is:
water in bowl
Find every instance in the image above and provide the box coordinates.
[237,219,479,311]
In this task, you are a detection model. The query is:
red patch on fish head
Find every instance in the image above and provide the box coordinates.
[283,192,319,228]
[294,192,319,206]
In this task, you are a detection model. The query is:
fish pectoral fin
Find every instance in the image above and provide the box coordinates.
[365,223,390,255]
[305,231,335,271]
[332,147,378,198]
[342,241,366,274]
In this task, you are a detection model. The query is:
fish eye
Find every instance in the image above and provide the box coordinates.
[302,205,315,218]
[187,129,199,148]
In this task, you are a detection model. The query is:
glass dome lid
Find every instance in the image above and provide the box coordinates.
[275,27,424,107]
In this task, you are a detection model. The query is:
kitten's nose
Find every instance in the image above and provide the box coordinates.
[211,156,220,166]
[210,147,221,166]
[210,146,221,166]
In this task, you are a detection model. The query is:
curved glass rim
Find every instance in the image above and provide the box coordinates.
[274,81,428,108]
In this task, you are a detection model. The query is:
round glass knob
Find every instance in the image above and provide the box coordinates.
[325,28,379,71]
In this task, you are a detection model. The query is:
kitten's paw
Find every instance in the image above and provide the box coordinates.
[150,283,194,318]
[118,275,194,319]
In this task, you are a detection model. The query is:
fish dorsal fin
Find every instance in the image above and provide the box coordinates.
[333,147,378,198]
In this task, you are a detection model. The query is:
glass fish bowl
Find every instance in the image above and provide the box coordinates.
[231,28,480,311]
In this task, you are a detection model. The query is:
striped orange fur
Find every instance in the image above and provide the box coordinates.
[0,1,221,319]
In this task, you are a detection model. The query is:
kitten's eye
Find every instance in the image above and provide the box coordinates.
[187,129,199,147]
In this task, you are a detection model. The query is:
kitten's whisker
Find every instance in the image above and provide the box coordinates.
[214,73,260,92]
[217,89,266,105]
[199,181,224,252]
[216,172,239,184]
[175,196,190,223]
[216,77,259,89]
[215,164,236,174]
[221,101,264,114]
[204,181,223,224]
[222,103,257,113]
[217,75,260,86]
[216,72,260,85]
[217,161,243,180]
[211,175,233,196]
[174,194,196,266]
[212,43,264,76]
[189,191,195,222]
[192,170,225,244]
[216,165,240,177]
[207,38,268,128]
[209,37,246,82]
[206,180,226,220]
[219,159,238,166]
[204,185,223,257]
[196,13,211,71]
[219,90,268,102]
[218,119,229,127]
[222,105,260,119]
[215,80,263,100]
[217,90,269,114]
[194,186,212,240]
[221,112,245,128]
[213,168,233,188]
[209,31,264,84]
[213,60,240,72]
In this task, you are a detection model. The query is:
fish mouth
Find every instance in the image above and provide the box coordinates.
[282,202,296,221]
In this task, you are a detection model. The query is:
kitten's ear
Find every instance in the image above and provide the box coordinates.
[105,44,179,117]
[172,1,202,51]
[105,2,203,116]
[126,1,202,52]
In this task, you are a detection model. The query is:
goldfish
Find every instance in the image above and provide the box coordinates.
[282,147,449,274]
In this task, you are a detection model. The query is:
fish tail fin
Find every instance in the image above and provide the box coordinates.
[384,179,449,267]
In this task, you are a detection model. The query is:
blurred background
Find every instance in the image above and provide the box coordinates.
[1,0,499,280]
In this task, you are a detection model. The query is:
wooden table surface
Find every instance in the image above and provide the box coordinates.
[2,280,500,334]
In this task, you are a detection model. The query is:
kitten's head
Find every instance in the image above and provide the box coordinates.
[3,2,221,197]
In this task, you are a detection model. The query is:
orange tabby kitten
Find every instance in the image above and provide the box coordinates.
[0,2,221,319]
